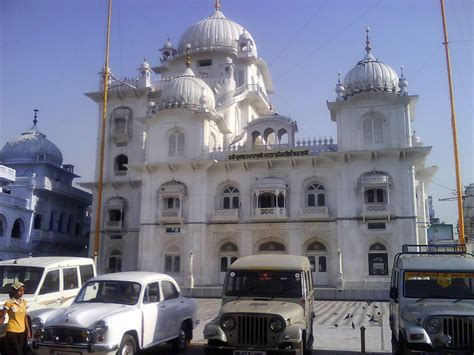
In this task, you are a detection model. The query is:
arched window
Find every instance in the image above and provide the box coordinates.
[363,116,384,145]
[33,214,42,230]
[251,131,262,146]
[278,129,288,144]
[368,243,388,276]
[263,128,275,145]
[114,154,128,173]
[11,219,23,239]
[306,183,326,207]
[209,134,216,150]
[0,215,6,237]
[111,107,132,137]
[307,241,327,252]
[220,242,238,252]
[169,131,185,157]
[259,241,285,252]
[222,186,239,209]
[108,250,122,273]
[58,213,66,232]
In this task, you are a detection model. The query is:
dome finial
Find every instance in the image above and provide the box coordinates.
[337,71,342,85]
[33,109,39,126]
[400,65,405,79]
[365,27,372,54]
[214,0,221,11]
[185,43,191,68]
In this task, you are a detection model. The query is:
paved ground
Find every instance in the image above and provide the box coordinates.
[190,298,392,354]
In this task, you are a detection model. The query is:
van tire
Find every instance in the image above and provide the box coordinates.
[117,334,136,355]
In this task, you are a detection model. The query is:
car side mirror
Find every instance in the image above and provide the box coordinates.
[389,287,398,301]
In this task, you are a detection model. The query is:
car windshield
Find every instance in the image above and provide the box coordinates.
[75,281,141,305]
[224,270,303,298]
[0,266,44,295]
[403,271,474,299]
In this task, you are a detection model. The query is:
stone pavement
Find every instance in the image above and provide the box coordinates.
[192,298,391,354]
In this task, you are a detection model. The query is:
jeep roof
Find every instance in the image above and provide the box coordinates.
[229,255,311,271]
[396,254,474,270]
[0,257,94,269]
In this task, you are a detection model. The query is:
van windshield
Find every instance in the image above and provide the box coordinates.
[224,270,303,298]
[75,281,141,305]
[0,266,44,294]
[403,271,474,299]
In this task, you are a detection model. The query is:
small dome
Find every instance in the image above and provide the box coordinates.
[239,29,251,40]
[160,67,215,110]
[412,131,423,147]
[177,9,255,54]
[163,39,173,49]
[0,125,63,166]
[140,59,150,69]
[342,29,399,97]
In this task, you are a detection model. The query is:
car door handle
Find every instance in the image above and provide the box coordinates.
[160,304,166,308]
[56,298,62,304]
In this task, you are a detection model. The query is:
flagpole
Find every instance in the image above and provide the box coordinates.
[93,0,113,264]
[440,0,465,245]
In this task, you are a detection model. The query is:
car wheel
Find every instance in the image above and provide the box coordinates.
[398,332,411,355]
[171,322,190,352]
[117,334,136,355]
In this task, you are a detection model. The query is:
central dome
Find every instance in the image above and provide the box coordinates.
[177,9,254,54]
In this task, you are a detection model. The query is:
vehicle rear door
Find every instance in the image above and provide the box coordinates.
[142,281,163,346]
[61,267,80,306]
[159,280,181,339]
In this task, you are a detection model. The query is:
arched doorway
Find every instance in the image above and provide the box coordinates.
[218,242,239,284]
[306,241,328,286]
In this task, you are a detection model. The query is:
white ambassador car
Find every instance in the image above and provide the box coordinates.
[31,271,198,355]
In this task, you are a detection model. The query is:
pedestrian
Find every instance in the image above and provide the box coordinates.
[0,281,31,355]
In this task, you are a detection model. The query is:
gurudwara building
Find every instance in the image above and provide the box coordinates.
[83,3,436,298]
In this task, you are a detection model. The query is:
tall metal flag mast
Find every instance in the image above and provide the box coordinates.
[440,0,465,245]
[93,0,113,264]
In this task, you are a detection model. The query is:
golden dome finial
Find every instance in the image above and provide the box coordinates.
[214,0,221,11]
[185,43,191,68]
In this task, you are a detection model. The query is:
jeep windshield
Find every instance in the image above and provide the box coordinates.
[403,271,474,299]
[224,270,303,298]
[75,281,141,305]
[0,266,44,295]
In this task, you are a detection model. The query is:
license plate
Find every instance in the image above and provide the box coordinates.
[52,351,82,355]
[233,351,266,355]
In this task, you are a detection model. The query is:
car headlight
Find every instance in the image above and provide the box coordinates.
[221,316,236,330]
[269,317,285,332]
[95,320,108,334]
[425,318,441,333]
[31,317,44,330]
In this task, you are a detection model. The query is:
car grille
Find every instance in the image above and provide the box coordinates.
[442,317,473,350]
[43,326,92,345]
[237,315,269,347]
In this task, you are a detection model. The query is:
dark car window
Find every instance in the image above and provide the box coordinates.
[63,268,79,290]
[39,270,60,295]
[144,282,160,304]
[76,281,141,305]
[162,281,179,300]
[0,266,44,294]
[79,264,95,284]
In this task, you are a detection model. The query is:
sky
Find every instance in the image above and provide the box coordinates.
[0,0,472,228]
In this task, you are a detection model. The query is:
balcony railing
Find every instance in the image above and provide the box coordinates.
[299,206,329,220]
[0,165,15,183]
[0,192,30,209]
[252,207,287,221]
[12,176,91,202]
[30,229,87,245]
[362,204,391,220]
[159,209,183,224]
[212,209,239,223]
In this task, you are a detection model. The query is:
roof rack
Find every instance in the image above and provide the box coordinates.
[394,244,471,267]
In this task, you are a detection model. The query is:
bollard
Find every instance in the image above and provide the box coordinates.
[360,326,366,353]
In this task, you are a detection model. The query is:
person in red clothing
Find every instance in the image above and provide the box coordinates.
[0,281,31,355]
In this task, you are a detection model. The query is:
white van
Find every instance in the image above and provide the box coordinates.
[0,256,96,332]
